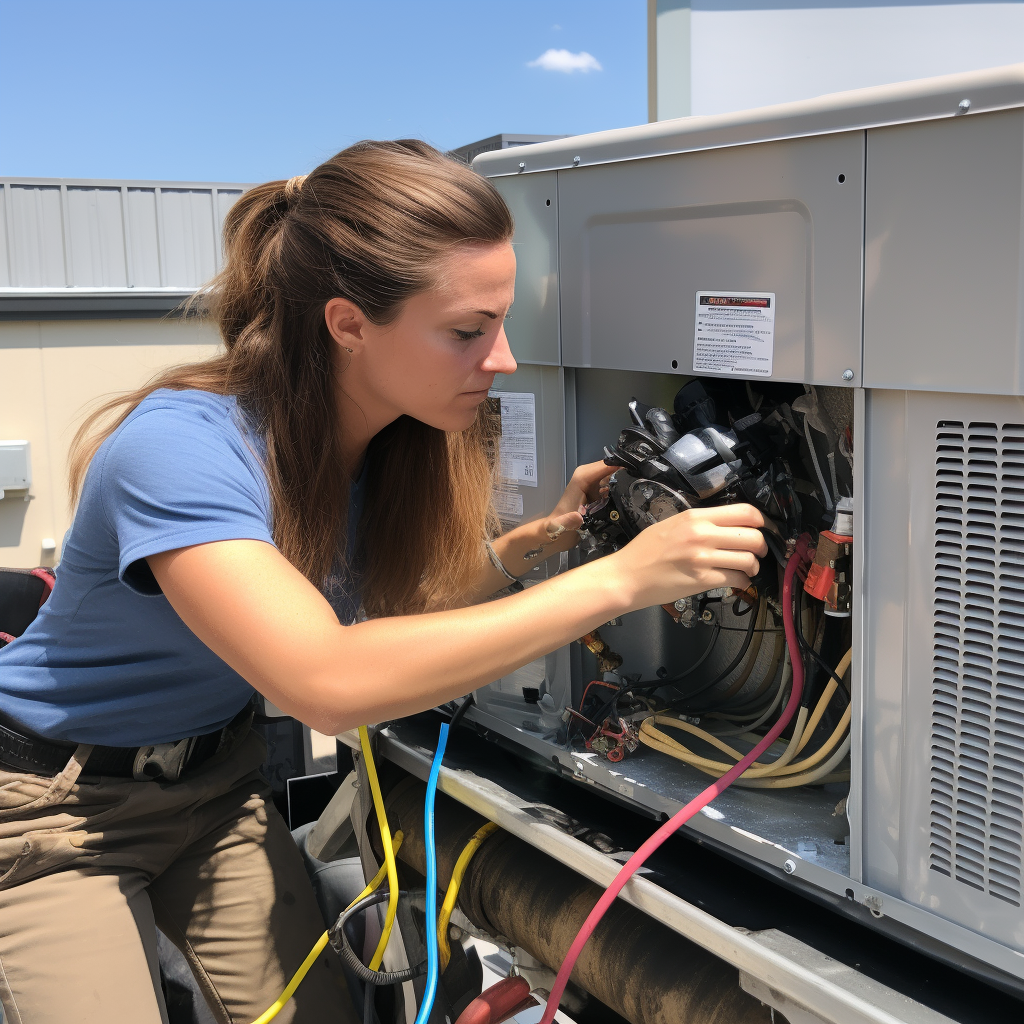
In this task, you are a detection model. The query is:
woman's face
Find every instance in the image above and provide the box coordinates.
[328,242,518,436]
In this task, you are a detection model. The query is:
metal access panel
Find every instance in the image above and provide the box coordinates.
[472,364,572,726]
[490,172,560,366]
[555,132,863,386]
[863,110,1024,395]
[861,389,1024,957]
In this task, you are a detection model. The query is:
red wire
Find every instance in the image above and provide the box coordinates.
[538,538,812,1024]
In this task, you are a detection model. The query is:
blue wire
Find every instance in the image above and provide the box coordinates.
[414,720,450,1024]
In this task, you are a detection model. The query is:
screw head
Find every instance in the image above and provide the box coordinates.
[842,368,854,381]
[572,155,581,166]
[957,98,971,115]
[518,161,526,170]
[783,859,797,874]
[701,609,714,623]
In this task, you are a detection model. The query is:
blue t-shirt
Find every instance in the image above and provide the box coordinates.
[0,389,364,746]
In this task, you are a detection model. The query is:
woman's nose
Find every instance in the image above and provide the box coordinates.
[482,327,518,375]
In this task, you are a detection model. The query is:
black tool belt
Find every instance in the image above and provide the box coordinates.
[0,699,255,782]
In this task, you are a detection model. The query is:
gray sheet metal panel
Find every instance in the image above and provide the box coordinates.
[899,392,1024,953]
[7,185,66,287]
[0,178,248,295]
[158,188,220,288]
[473,364,571,723]
[555,133,863,385]
[863,110,1024,395]
[475,62,1024,178]
[491,173,560,365]
[66,187,128,287]
[860,388,912,897]
[862,389,1024,958]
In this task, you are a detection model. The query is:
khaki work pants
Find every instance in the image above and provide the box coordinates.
[0,729,359,1024]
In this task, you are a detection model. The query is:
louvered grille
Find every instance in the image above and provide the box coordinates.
[931,421,1024,906]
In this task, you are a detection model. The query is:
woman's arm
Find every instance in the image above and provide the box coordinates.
[468,461,615,600]
[148,503,766,736]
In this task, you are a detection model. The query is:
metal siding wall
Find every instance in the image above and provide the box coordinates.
[126,188,162,286]
[10,186,66,287]
[0,188,10,287]
[0,179,250,292]
[159,189,218,288]
[66,187,127,287]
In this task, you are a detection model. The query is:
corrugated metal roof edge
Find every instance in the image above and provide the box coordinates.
[0,286,199,321]
[475,61,1024,176]
[0,177,254,190]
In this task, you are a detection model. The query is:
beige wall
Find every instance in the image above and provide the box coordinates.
[0,317,222,568]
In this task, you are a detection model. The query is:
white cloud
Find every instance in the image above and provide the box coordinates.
[527,48,603,74]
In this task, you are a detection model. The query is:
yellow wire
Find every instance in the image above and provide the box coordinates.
[437,822,499,970]
[359,725,401,971]
[249,830,404,1024]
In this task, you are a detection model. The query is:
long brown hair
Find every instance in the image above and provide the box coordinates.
[69,140,512,616]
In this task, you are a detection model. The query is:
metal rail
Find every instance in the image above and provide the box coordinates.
[340,726,958,1024]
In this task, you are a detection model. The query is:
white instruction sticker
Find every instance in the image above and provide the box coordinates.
[693,291,775,377]
[490,390,538,487]
[493,489,525,518]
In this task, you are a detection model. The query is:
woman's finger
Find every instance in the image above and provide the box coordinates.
[707,526,770,556]
[573,460,616,489]
[698,549,760,576]
[696,503,766,529]
[545,510,583,536]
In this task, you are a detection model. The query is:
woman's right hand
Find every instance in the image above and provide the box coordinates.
[605,503,769,612]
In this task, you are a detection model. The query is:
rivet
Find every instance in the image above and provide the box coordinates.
[518,161,526,171]
[783,859,797,874]
[957,98,971,115]
[842,369,854,381]
[609,510,620,521]
[572,155,581,166]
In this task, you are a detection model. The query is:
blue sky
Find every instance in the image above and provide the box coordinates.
[0,1,646,183]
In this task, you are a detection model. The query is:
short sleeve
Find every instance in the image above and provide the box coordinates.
[98,397,275,595]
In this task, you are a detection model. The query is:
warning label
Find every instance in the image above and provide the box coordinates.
[693,291,775,377]
[489,390,538,487]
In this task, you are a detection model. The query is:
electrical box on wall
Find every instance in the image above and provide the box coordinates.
[0,442,31,500]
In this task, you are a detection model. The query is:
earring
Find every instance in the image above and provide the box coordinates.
[343,347,353,353]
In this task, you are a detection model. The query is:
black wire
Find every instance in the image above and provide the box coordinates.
[631,624,722,691]
[793,587,850,703]
[448,694,475,731]
[798,629,850,695]
[330,891,427,985]
[715,626,783,634]
[666,604,759,708]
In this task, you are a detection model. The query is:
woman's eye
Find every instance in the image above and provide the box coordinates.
[452,327,485,341]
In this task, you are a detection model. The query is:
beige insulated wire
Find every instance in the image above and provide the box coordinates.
[638,649,853,784]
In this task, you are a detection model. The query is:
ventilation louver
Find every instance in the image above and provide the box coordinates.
[931,421,1024,906]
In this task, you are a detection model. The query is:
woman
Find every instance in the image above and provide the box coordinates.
[0,140,766,1024]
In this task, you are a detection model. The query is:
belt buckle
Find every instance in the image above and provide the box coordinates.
[132,737,195,782]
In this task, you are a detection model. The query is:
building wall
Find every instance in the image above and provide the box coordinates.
[0,317,221,568]
[651,0,1024,121]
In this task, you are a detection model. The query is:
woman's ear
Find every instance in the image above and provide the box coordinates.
[325,297,368,356]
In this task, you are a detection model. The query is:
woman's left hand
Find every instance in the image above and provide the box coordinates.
[541,460,615,552]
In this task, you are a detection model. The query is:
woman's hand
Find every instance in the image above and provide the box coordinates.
[540,460,615,554]
[606,503,769,612]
